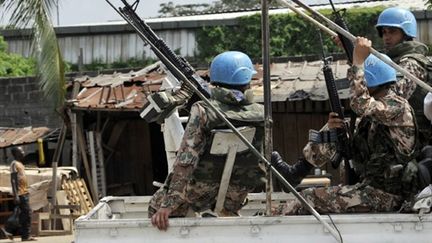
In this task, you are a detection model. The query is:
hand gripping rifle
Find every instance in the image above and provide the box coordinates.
[327,1,359,184]
[106,0,211,123]
[317,31,356,185]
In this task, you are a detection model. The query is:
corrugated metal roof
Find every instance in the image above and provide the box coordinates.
[71,59,351,111]
[72,63,164,110]
[0,127,52,148]
[251,60,351,103]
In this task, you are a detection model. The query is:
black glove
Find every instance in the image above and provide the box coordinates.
[270,151,313,186]
[271,151,284,167]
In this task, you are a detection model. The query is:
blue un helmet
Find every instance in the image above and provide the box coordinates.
[210,51,257,85]
[364,54,396,88]
[376,7,417,38]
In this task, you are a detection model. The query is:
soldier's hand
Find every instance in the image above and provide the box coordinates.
[151,207,172,231]
[327,112,344,129]
[352,37,372,66]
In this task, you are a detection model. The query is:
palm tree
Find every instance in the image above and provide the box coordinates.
[0,0,65,109]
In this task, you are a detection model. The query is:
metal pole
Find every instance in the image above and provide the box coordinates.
[261,0,273,217]
[276,0,432,92]
[106,1,341,242]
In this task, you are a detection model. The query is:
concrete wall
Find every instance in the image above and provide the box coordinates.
[0,76,61,128]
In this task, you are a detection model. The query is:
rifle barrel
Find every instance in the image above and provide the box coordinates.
[276,0,432,92]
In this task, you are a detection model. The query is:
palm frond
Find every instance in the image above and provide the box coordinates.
[1,0,65,109]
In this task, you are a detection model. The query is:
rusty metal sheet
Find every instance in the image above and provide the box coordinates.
[0,127,51,148]
[71,59,352,110]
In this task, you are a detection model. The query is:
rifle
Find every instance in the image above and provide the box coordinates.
[329,0,354,64]
[106,0,211,123]
[317,31,356,185]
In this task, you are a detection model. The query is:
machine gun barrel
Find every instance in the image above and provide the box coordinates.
[106,0,210,122]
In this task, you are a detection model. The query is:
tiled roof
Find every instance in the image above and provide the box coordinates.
[70,59,351,111]
[0,127,52,148]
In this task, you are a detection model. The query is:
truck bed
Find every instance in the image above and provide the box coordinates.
[74,195,432,243]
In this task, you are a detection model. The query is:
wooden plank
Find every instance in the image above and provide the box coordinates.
[282,114,299,164]
[78,178,95,208]
[76,117,98,202]
[75,179,94,211]
[68,110,79,171]
[272,113,286,155]
[62,179,88,215]
[71,180,90,214]
[215,145,238,214]
[56,190,71,231]
[0,212,12,217]
[107,121,128,149]
[87,131,98,200]
[95,132,106,197]
[38,211,71,236]
[295,114,313,156]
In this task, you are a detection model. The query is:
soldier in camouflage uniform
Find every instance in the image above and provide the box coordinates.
[150,51,265,230]
[274,37,419,215]
[376,7,431,147]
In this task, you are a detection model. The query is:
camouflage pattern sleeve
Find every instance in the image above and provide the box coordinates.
[161,103,209,210]
[391,57,426,99]
[348,65,411,126]
[348,65,415,155]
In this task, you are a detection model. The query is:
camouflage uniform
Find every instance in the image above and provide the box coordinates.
[149,87,265,217]
[278,65,418,215]
[387,41,431,146]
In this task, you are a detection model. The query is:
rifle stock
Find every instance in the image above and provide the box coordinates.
[107,0,210,123]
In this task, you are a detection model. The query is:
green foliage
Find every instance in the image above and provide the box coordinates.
[0,36,36,77]
[159,1,210,17]
[196,25,234,63]
[1,0,65,108]
[212,0,261,10]
[0,35,7,52]
[196,7,385,61]
[159,0,281,16]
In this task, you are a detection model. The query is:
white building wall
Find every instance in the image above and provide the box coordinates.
[48,29,196,64]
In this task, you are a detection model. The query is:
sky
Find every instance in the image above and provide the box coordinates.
[57,0,215,26]
[0,0,358,27]
[0,0,215,26]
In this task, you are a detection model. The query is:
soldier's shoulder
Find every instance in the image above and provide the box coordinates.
[400,55,423,64]
[383,92,409,106]
[400,53,430,65]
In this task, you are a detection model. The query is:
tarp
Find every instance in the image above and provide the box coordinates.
[0,166,77,210]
